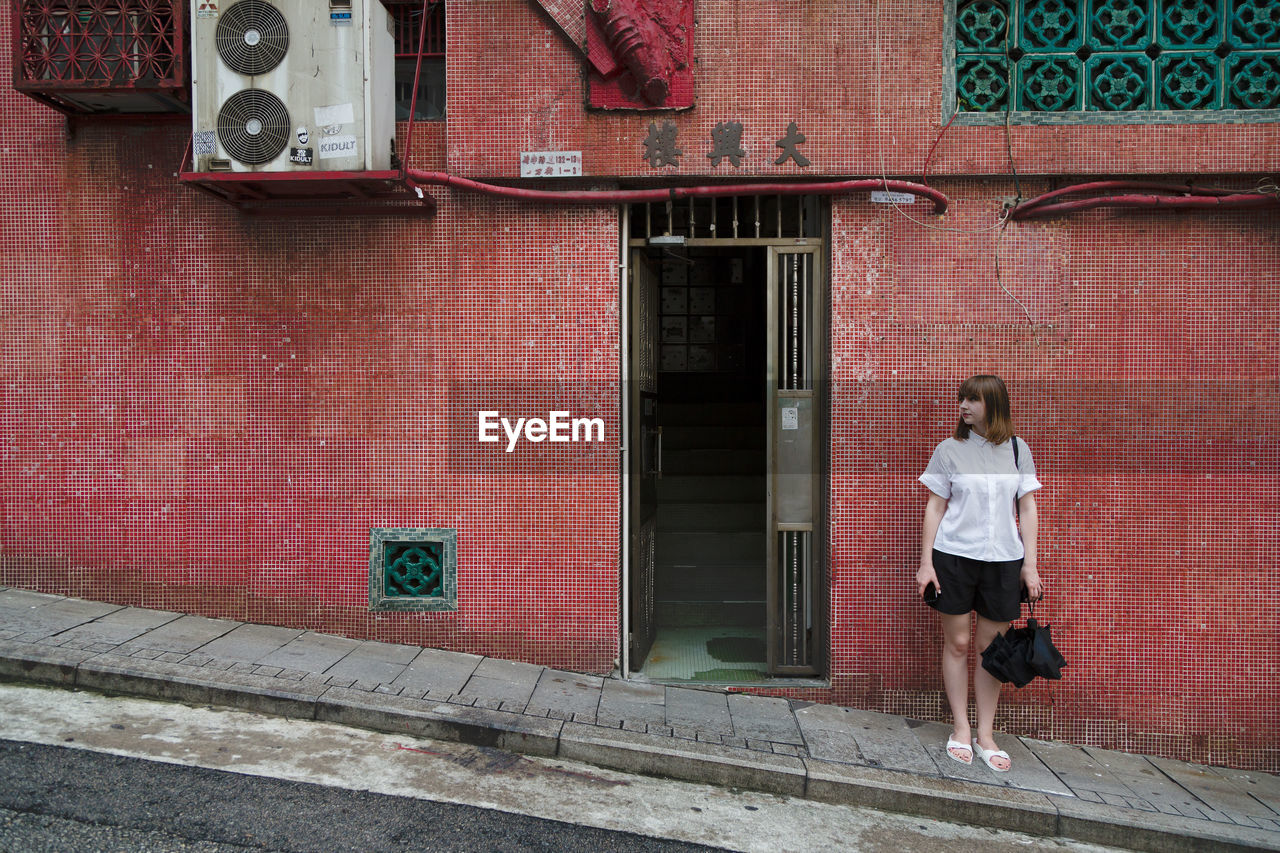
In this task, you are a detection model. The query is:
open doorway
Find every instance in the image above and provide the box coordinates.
[624,196,827,683]
[649,246,768,681]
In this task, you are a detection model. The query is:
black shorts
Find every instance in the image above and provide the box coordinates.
[928,549,1023,623]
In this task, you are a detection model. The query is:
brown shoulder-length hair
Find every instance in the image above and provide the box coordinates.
[954,374,1016,445]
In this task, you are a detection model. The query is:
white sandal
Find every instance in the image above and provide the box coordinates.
[945,737,973,765]
[973,740,1011,772]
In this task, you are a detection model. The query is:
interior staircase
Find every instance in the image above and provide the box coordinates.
[654,400,766,628]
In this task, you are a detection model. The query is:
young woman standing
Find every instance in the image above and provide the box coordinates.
[916,375,1042,772]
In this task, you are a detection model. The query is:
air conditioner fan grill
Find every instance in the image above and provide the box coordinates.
[216,0,289,75]
[217,89,290,165]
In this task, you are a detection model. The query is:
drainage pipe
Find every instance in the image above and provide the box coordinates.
[403,170,950,214]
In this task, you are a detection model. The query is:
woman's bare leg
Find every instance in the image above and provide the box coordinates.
[940,612,973,759]
[973,614,1011,770]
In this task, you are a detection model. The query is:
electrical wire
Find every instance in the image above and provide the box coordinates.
[920,110,958,187]
[872,0,1038,325]
[873,1,1010,235]
[993,217,1034,325]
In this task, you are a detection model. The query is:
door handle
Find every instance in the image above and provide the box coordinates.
[655,426,663,479]
[643,425,663,478]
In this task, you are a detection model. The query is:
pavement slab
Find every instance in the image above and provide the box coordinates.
[455,657,543,708]
[1025,737,1139,799]
[45,607,182,649]
[664,686,733,735]
[597,679,666,727]
[527,669,604,719]
[1215,765,1280,816]
[114,614,239,655]
[390,647,482,695]
[256,631,362,673]
[1080,746,1218,817]
[796,703,937,775]
[727,694,804,744]
[194,623,303,664]
[0,588,65,610]
[1151,755,1280,824]
[798,722,867,765]
[1,598,123,639]
[322,640,421,685]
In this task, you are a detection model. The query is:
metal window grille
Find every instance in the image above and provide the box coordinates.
[387,0,445,57]
[384,0,446,121]
[14,0,186,113]
[369,527,458,612]
[629,195,824,241]
[956,0,1280,113]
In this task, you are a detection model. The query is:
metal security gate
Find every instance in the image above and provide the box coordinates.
[767,246,822,675]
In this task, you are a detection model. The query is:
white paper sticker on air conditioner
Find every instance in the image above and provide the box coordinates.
[314,103,355,129]
[318,135,358,159]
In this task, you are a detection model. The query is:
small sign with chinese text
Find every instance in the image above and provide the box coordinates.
[520,151,583,178]
[871,190,917,205]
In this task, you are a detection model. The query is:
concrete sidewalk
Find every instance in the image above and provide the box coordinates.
[0,587,1274,853]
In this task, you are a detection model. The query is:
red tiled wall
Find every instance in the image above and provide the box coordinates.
[0,11,620,670]
[808,188,1280,771]
[2,1,1277,771]
[449,0,1280,179]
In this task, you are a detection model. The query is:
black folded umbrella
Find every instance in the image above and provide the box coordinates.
[981,603,1067,688]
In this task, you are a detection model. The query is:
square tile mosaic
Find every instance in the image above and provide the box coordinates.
[0,1,1276,770]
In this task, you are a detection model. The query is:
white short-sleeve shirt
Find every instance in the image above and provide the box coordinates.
[918,434,1042,562]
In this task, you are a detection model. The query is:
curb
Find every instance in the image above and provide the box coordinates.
[1,639,1275,853]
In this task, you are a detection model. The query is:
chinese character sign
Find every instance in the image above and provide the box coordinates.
[642,122,683,168]
[640,121,811,169]
[519,151,584,178]
[707,121,746,168]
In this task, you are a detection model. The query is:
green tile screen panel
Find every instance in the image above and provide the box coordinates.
[956,0,1280,112]
[369,528,458,612]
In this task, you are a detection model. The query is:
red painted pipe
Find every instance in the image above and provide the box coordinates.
[403,170,950,213]
[1015,180,1239,209]
[1013,191,1278,220]
[1011,180,1274,220]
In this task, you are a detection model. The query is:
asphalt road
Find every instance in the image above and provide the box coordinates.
[0,684,1132,853]
[0,739,713,853]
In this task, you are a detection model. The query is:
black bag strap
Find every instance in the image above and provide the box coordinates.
[1012,435,1021,522]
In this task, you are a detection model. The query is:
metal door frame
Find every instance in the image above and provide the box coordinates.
[765,245,824,676]
[621,197,828,679]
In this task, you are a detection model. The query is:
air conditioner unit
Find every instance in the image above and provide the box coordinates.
[190,0,394,173]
